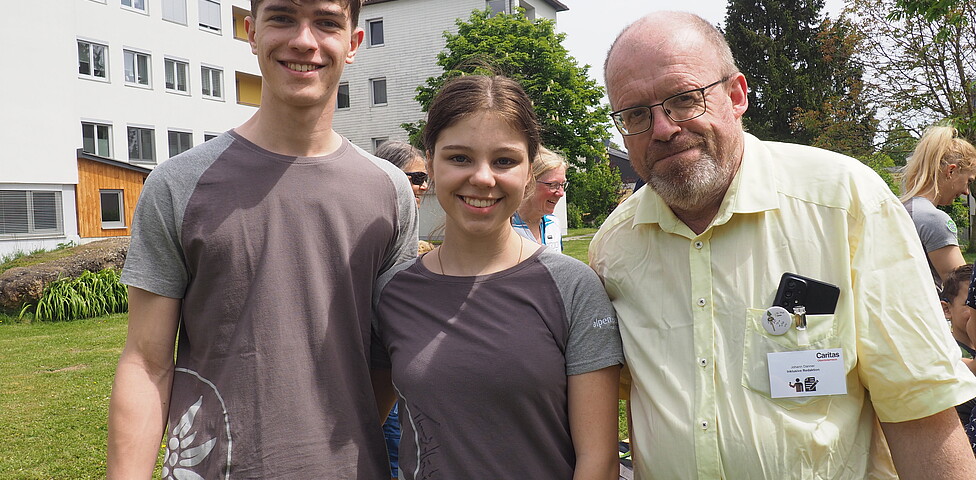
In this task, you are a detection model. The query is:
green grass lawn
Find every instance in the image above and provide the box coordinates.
[0,314,129,479]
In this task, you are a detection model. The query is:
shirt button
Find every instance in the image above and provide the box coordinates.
[694,241,704,249]
[699,358,707,367]
[701,420,709,430]
[697,298,706,307]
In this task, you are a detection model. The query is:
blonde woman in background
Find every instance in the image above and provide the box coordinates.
[512,146,569,252]
[901,125,976,292]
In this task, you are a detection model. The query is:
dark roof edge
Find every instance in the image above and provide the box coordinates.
[77,149,153,175]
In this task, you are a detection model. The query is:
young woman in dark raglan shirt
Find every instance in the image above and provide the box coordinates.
[371,75,624,480]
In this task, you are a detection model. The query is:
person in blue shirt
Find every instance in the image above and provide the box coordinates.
[512,147,568,252]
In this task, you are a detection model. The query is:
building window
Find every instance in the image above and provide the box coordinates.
[122,0,147,13]
[82,122,112,157]
[161,0,187,24]
[128,126,155,163]
[367,19,384,46]
[236,71,262,106]
[0,190,63,236]
[124,50,151,87]
[204,133,219,141]
[202,66,223,99]
[233,6,249,40]
[370,78,387,106]
[165,58,189,93]
[168,130,193,157]
[100,190,125,229]
[337,82,350,109]
[199,0,221,33]
[372,137,388,151]
[78,40,108,80]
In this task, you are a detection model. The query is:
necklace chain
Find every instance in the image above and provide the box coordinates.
[437,239,524,275]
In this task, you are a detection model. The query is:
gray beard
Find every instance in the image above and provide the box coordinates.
[646,152,732,212]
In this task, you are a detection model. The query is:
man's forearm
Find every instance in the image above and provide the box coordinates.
[106,359,174,478]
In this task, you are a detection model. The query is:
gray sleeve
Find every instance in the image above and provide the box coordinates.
[120,134,229,298]
[540,251,624,375]
[913,206,958,252]
[350,143,419,274]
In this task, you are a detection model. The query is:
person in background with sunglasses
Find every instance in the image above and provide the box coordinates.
[512,146,569,253]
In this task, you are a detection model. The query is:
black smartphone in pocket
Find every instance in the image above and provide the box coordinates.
[773,272,840,315]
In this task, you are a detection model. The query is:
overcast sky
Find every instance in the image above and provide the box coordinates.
[555,0,848,149]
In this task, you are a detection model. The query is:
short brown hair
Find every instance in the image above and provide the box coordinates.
[943,264,973,302]
[250,0,362,29]
[422,75,540,162]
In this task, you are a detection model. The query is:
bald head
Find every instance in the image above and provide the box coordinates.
[604,12,738,102]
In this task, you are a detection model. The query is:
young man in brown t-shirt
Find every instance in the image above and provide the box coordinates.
[107,1,418,477]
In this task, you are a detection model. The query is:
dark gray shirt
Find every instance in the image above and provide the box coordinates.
[373,248,623,479]
[122,131,418,479]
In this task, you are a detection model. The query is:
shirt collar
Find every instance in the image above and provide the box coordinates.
[632,132,779,233]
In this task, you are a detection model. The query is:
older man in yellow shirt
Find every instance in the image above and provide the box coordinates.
[591,11,976,480]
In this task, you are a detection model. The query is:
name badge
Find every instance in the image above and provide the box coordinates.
[767,348,847,398]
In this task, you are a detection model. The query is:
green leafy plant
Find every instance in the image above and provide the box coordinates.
[26,269,128,322]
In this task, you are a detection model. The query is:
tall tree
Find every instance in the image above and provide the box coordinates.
[403,9,611,166]
[403,8,621,225]
[851,0,976,140]
[791,17,878,157]
[724,0,828,143]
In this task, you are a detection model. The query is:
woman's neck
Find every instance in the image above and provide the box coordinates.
[428,229,534,277]
[517,207,544,243]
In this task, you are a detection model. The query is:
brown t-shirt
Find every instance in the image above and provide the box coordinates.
[373,249,623,479]
[122,130,418,478]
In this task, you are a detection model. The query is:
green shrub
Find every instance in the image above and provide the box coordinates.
[25,269,128,322]
[567,202,584,229]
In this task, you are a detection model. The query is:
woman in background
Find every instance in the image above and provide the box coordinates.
[901,125,976,292]
[372,75,622,479]
[512,147,569,252]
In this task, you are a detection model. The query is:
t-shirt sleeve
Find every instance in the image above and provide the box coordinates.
[379,165,419,275]
[120,166,190,298]
[542,252,624,375]
[913,202,958,252]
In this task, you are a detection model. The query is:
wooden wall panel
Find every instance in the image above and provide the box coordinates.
[76,158,147,238]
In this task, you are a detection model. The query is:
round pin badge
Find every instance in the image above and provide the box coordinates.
[762,306,792,336]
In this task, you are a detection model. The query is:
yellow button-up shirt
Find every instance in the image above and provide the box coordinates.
[591,133,976,479]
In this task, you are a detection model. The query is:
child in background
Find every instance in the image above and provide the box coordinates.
[944,263,976,425]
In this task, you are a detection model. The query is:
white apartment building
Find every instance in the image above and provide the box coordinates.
[336,0,569,238]
[0,0,260,256]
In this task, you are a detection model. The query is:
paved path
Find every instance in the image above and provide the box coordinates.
[564,233,596,241]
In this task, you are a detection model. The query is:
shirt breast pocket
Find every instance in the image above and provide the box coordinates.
[741,307,841,409]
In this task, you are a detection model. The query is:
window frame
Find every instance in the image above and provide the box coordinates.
[161,0,187,24]
[121,0,148,14]
[164,57,190,94]
[168,130,193,157]
[199,0,222,33]
[201,65,224,100]
[123,48,152,88]
[366,18,384,47]
[372,137,388,151]
[370,77,388,106]
[81,121,113,158]
[99,190,126,229]
[77,39,109,81]
[127,125,156,164]
[336,82,350,109]
[0,190,64,238]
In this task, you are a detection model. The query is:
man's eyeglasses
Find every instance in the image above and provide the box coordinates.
[537,180,569,192]
[405,171,428,186]
[609,76,731,136]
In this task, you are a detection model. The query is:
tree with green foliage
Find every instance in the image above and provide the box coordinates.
[792,17,878,157]
[404,8,621,225]
[851,0,976,141]
[724,0,829,143]
[566,161,622,227]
